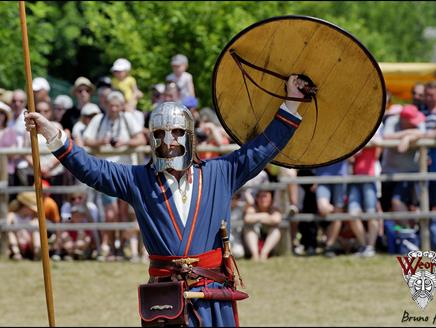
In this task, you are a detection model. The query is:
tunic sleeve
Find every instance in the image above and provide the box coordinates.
[51,136,135,203]
[217,107,301,193]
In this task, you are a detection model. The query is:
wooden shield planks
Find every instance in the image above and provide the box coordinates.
[212,15,386,168]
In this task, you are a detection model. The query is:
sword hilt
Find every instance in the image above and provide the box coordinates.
[220,220,231,258]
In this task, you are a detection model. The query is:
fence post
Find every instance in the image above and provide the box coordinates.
[419,146,430,250]
[0,154,9,257]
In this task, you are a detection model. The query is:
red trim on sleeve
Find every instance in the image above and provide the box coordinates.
[57,137,73,161]
[275,113,300,129]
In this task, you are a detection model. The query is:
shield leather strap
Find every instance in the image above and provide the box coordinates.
[212,15,386,168]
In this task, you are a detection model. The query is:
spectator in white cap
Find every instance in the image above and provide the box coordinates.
[53,95,73,124]
[166,53,195,100]
[71,103,101,147]
[32,77,51,104]
[110,58,143,112]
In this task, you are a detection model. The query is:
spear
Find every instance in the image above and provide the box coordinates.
[18,1,56,326]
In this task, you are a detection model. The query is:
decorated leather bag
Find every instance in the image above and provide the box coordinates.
[138,281,188,327]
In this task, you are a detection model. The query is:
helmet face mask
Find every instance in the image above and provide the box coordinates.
[154,128,187,158]
[149,102,195,172]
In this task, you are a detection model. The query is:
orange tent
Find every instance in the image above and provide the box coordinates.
[380,62,436,101]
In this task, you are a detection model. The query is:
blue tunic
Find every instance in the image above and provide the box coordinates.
[52,108,301,326]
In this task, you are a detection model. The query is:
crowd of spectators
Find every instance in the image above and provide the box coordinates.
[0,53,435,262]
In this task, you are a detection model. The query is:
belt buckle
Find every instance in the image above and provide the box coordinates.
[172,257,200,266]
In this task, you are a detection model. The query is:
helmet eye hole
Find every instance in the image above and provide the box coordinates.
[153,129,185,139]
[153,129,165,139]
[171,129,185,137]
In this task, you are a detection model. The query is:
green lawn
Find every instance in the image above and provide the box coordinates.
[0,254,434,327]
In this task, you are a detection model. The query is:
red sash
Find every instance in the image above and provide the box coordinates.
[148,248,223,277]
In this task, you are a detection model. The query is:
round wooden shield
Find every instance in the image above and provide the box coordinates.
[212,15,386,169]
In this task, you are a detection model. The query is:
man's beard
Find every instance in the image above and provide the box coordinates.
[156,144,185,158]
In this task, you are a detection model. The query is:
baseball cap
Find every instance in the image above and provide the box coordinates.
[171,54,188,66]
[53,95,73,110]
[400,104,426,127]
[151,83,165,94]
[111,58,131,72]
[81,103,101,116]
[32,77,51,92]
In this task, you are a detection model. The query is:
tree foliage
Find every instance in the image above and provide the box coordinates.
[1,1,435,109]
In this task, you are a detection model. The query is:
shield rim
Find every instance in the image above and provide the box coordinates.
[211,14,386,169]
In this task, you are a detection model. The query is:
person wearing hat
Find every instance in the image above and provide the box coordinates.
[6,191,40,260]
[53,95,73,124]
[24,75,305,326]
[60,76,95,134]
[149,83,165,109]
[32,77,51,104]
[166,53,195,100]
[0,88,13,106]
[110,58,143,112]
[380,104,426,253]
[71,103,101,147]
[422,83,436,249]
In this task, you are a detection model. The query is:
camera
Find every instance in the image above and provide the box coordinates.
[110,138,118,147]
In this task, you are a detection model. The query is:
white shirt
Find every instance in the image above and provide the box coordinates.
[162,166,193,227]
[71,120,87,141]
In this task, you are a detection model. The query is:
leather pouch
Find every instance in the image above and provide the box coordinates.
[138,281,187,327]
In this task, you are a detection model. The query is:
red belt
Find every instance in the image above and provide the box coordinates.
[148,248,226,286]
[149,248,223,277]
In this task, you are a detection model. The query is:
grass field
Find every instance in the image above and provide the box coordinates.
[0,254,435,327]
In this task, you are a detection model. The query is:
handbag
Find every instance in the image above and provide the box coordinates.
[138,281,188,327]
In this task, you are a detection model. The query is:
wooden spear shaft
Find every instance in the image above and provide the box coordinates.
[18,2,56,326]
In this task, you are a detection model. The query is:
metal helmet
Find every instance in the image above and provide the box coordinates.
[149,102,195,172]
